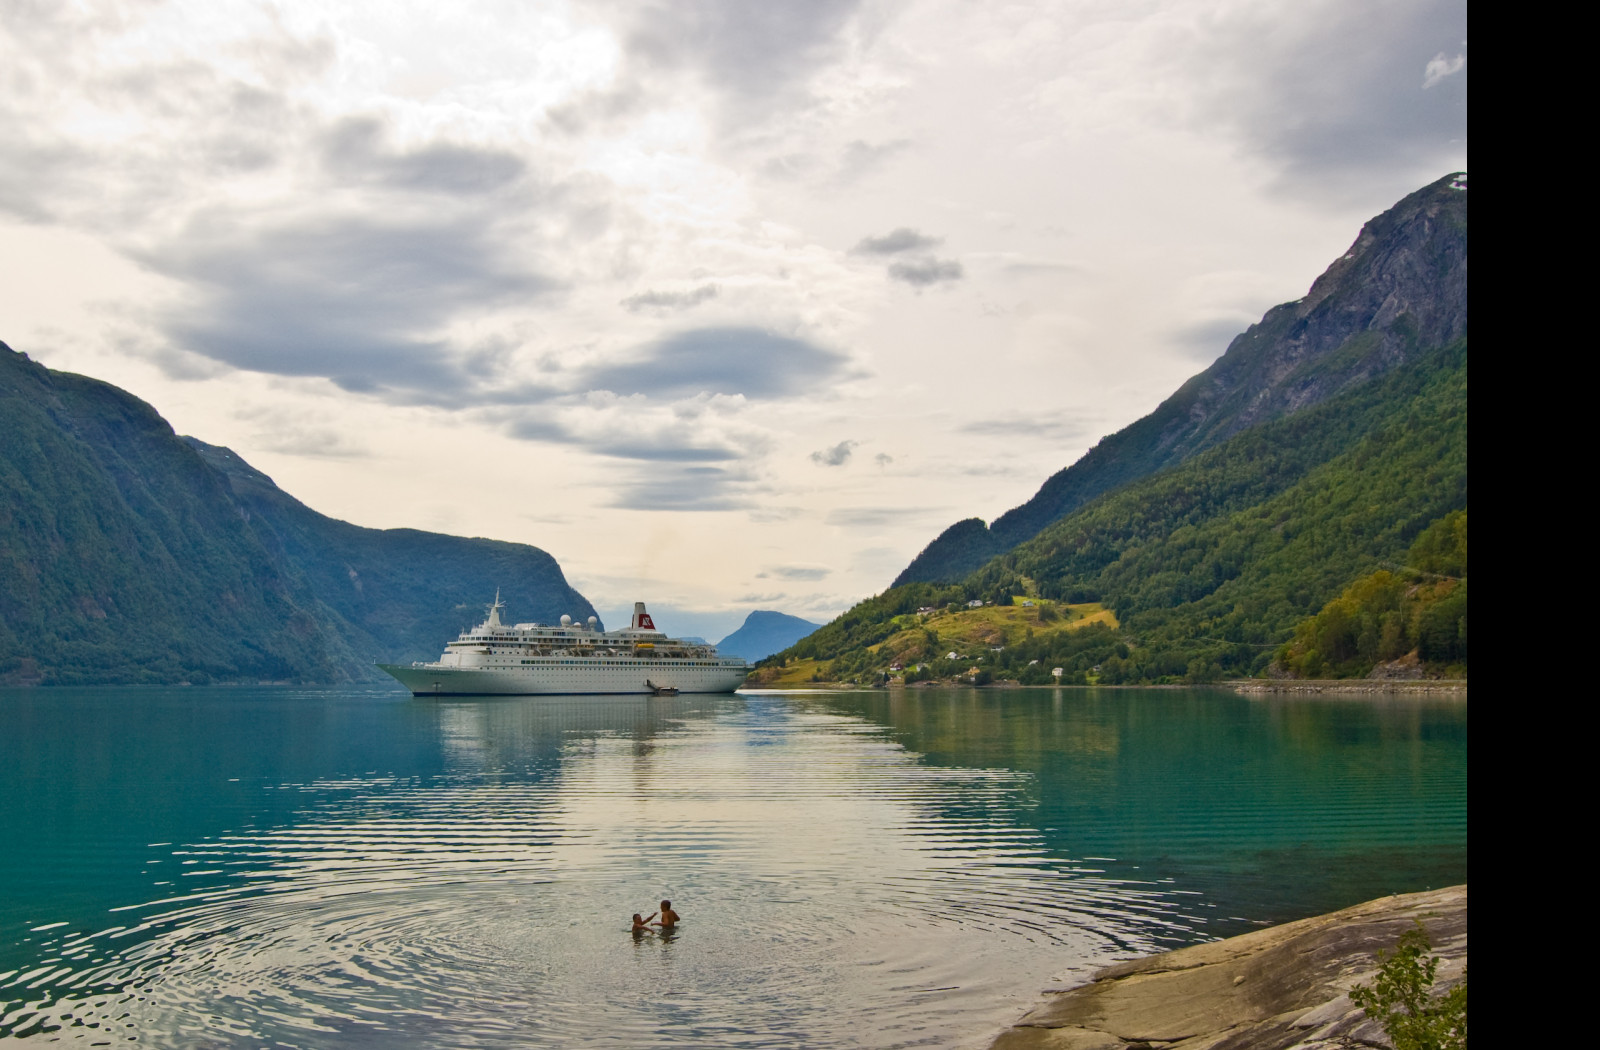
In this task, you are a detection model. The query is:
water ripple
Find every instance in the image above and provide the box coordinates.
[0,690,1466,1047]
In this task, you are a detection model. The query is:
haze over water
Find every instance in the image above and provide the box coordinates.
[1,687,1466,1047]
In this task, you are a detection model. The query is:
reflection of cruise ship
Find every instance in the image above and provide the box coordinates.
[379,597,749,696]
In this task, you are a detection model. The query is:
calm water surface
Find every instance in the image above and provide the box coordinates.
[0,686,1466,1047]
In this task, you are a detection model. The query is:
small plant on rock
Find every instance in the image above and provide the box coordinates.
[1348,920,1466,1050]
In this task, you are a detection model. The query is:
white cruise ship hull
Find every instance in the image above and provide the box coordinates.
[378,661,748,696]
[380,598,748,696]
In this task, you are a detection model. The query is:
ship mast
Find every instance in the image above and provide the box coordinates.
[486,589,504,628]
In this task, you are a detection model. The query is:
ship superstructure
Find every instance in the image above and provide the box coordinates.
[378,595,748,696]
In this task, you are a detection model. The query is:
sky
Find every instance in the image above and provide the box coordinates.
[0,0,1466,641]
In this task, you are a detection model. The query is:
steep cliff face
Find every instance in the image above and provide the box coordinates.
[0,344,593,685]
[893,173,1468,587]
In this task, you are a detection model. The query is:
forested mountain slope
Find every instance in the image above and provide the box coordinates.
[1276,510,1466,679]
[971,340,1466,679]
[893,173,1467,587]
[0,342,593,685]
[185,437,596,673]
[774,338,1465,683]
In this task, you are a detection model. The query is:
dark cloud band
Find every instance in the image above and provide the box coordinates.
[580,326,848,400]
[852,227,942,255]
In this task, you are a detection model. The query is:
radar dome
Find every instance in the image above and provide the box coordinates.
[560,614,572,626]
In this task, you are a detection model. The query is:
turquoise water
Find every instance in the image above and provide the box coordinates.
[0,686,1466,1047]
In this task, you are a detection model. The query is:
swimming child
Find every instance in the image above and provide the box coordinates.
[631,912,657,933]
[654,900,680,929]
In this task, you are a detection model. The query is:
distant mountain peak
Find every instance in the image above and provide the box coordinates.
[1297,170,1467,324]
[716,609,822,662]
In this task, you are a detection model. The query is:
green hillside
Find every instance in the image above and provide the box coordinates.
[1276,511,1466,679]
[765,339,1466,684]
[0,342,594,686]
[749,599,1120,687]
[893,173,1467,587]
[777,176,1470,686]
[974,341,1466,680]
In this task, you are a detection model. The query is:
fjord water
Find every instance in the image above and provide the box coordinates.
[1,687,1466,1047]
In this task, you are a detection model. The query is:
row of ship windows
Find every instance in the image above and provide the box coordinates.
[480,659,724,666]
[462,649,705,657]
[467,652,711,659]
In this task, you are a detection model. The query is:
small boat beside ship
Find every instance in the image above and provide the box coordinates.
[378,596,748,696]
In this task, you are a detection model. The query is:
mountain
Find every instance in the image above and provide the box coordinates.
[770,175,1467,684]
[0,343,594,686]
[893,172,1468,587]
[715,610,822,662]
[182,437,597,667]
[970,339,1467,680]
[780,340,1465,683]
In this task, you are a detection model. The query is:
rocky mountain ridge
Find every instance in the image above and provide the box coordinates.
[894,172,1467,586]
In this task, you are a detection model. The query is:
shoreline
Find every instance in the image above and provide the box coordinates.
[1229,679,1466,694]
[741,679,1466,694]
[986,884,1467,1050]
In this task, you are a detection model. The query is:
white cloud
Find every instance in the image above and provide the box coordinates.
[852,228,942,255]
[887,257,963,288]
[853,227,963,287]
[1169,0,1468,200]
[0,0,1467,628]
[1422,52,1466,90]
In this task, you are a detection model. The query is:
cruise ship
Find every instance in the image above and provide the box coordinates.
[378,596,749,696]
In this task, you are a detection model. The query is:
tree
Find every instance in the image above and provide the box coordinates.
[1348,921,1466,1050]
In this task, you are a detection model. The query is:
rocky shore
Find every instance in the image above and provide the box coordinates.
[988,884,1466,1050]
[1230,680,1466,695]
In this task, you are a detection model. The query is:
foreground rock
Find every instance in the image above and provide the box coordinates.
[990,885,1466,1050]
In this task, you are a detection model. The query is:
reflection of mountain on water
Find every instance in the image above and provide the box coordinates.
[789,687,1468,935]
[4,687,1149,1046]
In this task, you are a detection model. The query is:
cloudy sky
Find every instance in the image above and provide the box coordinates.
[0,0,1466,639]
